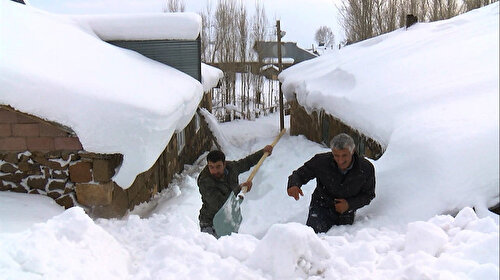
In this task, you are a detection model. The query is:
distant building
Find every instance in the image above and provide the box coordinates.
[253,41,317,65]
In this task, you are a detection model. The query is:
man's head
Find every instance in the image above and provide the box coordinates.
[330,133,355,171]
[206,150,226,178]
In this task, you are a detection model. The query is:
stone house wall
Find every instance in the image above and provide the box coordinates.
[0,105,84,208]
[289,100,384,160]
[1,99,216,218]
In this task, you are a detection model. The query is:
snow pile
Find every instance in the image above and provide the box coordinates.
[246,223,331,279]
[0,207,131,279]
[0,1,204,188]
[280,3,499,223]
[1,189,498,279]
[71,12,201,41]
[0,192,64,233]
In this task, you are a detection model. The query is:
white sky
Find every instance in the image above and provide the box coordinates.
[0,1,498,279]
[27,0,344,49]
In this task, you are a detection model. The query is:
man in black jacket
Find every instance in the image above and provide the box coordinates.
[198,146,273,237]
[287,133,375,233]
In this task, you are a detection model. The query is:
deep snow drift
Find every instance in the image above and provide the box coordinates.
[279,3,499,225]
[1,114,498,279]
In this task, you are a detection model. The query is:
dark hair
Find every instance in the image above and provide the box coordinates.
[207,150,225,163]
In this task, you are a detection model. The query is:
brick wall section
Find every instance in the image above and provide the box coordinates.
[1,105,216,218]
[0,106,81,153]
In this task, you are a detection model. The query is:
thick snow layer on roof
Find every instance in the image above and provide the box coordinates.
[280,3,499,217]
[0,1,204,188]
[201,63,223,92]
[71,12,201,41]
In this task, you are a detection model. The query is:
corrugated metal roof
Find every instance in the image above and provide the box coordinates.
[108,39,201,82]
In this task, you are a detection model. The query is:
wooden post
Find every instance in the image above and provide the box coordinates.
[277,20,285,131]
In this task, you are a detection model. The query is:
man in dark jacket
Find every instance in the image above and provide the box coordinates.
[287,133,375,233]
[198,145,273,237]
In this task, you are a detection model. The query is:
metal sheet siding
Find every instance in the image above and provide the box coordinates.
[108,39,201,82]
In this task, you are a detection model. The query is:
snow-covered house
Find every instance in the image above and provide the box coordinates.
[279,4,499,213]
[0,1,223,218]
[280,5,499,161]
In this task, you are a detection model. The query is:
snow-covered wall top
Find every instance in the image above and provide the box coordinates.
[71,12,202,41]
[279,3,499,217]
[0,1,203,189]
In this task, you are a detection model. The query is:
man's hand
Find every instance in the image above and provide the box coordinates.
[264,145,273,155]
[334,199,349,214]
[240,181,252,192]
[287,186,303,200]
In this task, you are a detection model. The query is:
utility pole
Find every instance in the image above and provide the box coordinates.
[277,20,284,131]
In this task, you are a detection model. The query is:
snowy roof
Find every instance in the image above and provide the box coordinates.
[280,4,499,218]
[71,12,202,41]
[260,64,279,72]
[201,63,223,92]
[0,1,221,189]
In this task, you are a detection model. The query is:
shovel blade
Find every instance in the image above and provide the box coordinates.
[213,194,243,237]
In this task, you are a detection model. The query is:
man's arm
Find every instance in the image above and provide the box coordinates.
[287,155,318,197]
[232,149,265,174]
[346,164,376,211]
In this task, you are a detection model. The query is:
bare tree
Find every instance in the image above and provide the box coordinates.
[164,0,185,12]
[428,0,460,20]
[463,0,496,11]
[315,26,335,47]
[250,2,268,113]
[236,5,252,118]
[200,1,215,63]
[339,0,375,43]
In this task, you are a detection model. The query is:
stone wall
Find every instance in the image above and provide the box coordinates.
[0,105,86,208]
[289,100,384,159]
[87,109,215,218]
[1,105,216,218]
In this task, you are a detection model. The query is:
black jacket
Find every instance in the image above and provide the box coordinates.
[287,152,375,211]
[198,149,264,228]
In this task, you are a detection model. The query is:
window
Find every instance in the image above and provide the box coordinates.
[176,130,185,154]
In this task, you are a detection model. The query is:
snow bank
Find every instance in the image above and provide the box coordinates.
[0,112,498,279]
[0,192,64,233]
[0,207,131,279]
[8,192,495,280]
[0,1,203,188]
[279,3,499,223]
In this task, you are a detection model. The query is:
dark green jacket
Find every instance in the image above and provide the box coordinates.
[198,149,264,228]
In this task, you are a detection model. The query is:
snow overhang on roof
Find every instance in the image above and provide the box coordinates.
[201,63,224,92]
[71,12,202,41]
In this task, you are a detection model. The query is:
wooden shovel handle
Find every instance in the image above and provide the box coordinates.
[240,129,286,196]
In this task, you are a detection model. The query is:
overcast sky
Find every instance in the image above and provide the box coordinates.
[27,0,344,49]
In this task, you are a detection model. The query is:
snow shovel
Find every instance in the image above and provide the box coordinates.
[213,129,286,237]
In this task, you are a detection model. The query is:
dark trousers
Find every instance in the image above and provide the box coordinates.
[306,205,355,233]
